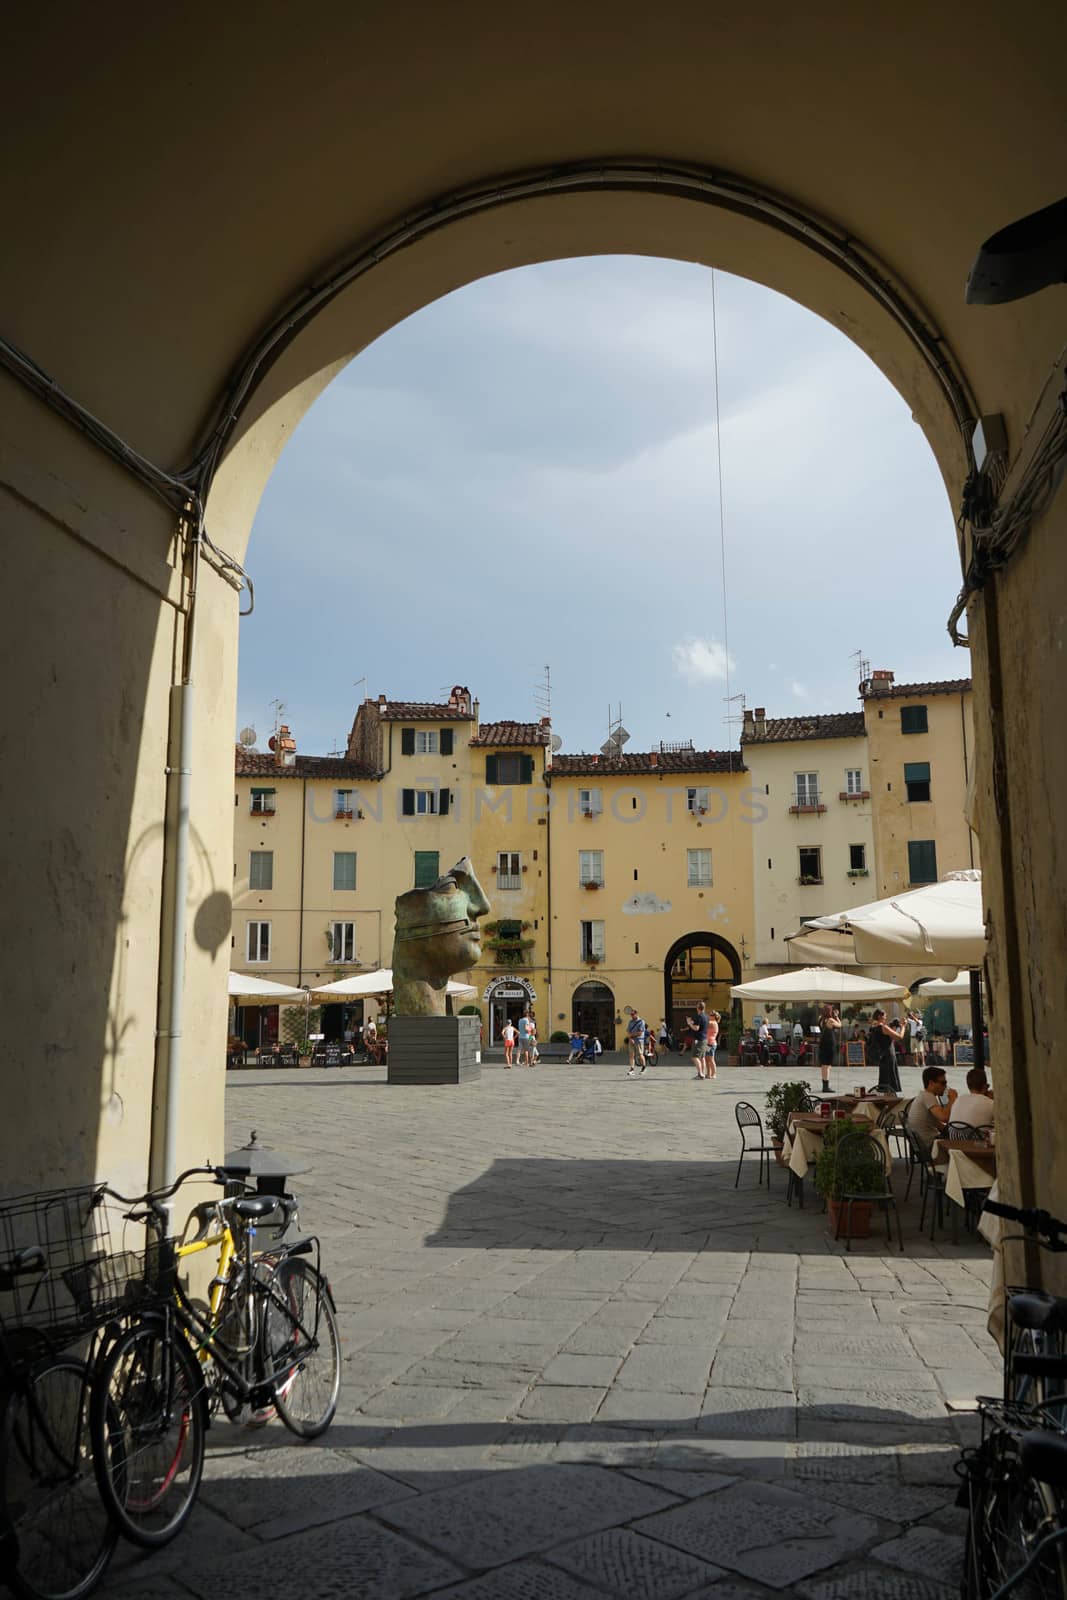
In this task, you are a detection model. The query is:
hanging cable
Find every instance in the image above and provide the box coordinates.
[710,269,733,746]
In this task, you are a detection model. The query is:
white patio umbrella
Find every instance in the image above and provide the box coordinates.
[730,966,908,1003]
[312,969,477,999]
[227,970,305,1002]
[914,971,975,998]
[786,871,984,970]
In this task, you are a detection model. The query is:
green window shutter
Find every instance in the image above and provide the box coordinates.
[485,755,499,785]
[439,787,450,815]
[440,729,454,755]
[908,839,938,883]
[903,762,931,783]
[250,786,276,795]
[519,753,534,785]
[900,705,928,734]
[333,852,357,891]
[414,851,440,888]
[401,788,415,816]
[401,728,415,755]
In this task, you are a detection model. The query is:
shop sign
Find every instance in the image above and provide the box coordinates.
[483,977,537,1002]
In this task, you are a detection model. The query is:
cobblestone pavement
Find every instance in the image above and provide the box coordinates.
[108,1060,997,1598]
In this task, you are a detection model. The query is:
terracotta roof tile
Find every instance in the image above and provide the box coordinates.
[861,678,972,699]
[742,712,866,744]
[379,701,474,720]
[549,750,745,776]
[469,721,551,747]
[235,749,376,780]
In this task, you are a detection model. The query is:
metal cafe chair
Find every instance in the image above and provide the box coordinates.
[906,1126,948,1239]
[830,1131,904,1253]
[733,1102,777,1190]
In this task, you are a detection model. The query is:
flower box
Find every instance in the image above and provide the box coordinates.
[789,803,827,814]
[838,791,871,801]
[847,869,869,878]
[798,875,823,886]
[583,881,601,891]
[335,811,354,820]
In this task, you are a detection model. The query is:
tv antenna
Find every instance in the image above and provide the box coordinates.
[533,664,552,720]
[850,649,871,688]
[600,704,630,759]
[268,699,286,742]
[723,690,747,727]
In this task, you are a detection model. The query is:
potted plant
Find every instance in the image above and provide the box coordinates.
[812,1120,885,1237]
[764,1081,811,1163]
[583,880,601,890]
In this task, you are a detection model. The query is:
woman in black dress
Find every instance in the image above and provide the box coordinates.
[818,1004,840,1092]
[867,1008,904,1092]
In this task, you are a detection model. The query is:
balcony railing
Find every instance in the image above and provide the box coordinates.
[496,872,522,891]
[789,793,825,813]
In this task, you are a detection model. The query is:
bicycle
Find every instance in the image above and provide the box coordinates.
[0,1186,127,1600]
[958,1199,1067,1597]
[89,1165,340,1550]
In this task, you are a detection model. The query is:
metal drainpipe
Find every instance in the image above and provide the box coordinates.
[297,776,308,984]
[544,765,553,1033]
[960,691,975,868]
[160,522,201,1188]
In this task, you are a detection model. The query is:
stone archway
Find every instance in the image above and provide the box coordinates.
[663,933,742,1042]
[2,7,1065,1267]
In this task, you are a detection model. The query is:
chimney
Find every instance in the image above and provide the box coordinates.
[273,724,297,766]
[540,716,551,728]
[378,693,387,707]
[868,670,895,697]
[754,707,767,736]
[742,708,755,738]
[649,750,659,766]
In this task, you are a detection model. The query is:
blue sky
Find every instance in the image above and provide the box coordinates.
[236,257,967,758]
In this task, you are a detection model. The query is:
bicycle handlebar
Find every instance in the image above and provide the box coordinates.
[96,1162,252,1219]
[984,1198,1067,1246]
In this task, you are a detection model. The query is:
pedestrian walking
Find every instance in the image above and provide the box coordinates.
[625,1007,647,1076]
[688,1000,712,1079]
[705,1009,720,1079]
[517,1011,534,1066]
[818,1004,840,1093]
[502,1019,517,1067]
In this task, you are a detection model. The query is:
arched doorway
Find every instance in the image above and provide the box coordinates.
[572,981,616,1051]
[663,934,741,1042]
[484,977,537,1046]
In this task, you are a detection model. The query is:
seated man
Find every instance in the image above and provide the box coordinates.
[951,1067,995,1131]
[906,1065,958,1149]
[567,1031,585,1063]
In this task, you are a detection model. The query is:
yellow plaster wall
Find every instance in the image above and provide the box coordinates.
[864,690,979,896]
[744,736,874,968]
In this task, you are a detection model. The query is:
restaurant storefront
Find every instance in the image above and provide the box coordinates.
[484,977,537,1046]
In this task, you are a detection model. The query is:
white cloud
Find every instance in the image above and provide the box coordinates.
[672,638,735,684]
[789,680,809,700]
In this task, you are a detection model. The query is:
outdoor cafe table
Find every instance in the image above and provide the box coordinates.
[816,1094,904,1122]
[781,1114,893,1182]
[932,1138,997,1210]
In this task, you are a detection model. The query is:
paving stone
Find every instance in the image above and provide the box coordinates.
[562,1326,639,1356]
[794,1363,940,1392]
[519,1386,608,1423]
[428,1561,606,1600]
[551,1424,659,1466]
[401,1358,540,1388]
[633,1480,880,1589]
[710,1349,793,1390]
[813,1478,950,1522]
[624,1466,738,1497]
[796,1387,949,1424]
[615,1344,714,1393]
[359,1385,465,1419]
[718,1318,795,1351]
[198,1446,415,1537]
[476,1318,583,1345]
[638,1315,727,1347]
[871,1526,967,1582]
[596,1388,701,1426]
[796,1572,957,1600]
[376,1462,676,1567]
[179,1512,462,1600]
[541,1353,622,1387]
[700,1387,796,1440]
[548,1526,726,1596]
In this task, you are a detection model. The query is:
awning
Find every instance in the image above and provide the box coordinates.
[313,969,477,1000]
[730,966,908,1003]
[227,971,305,1002]
[786,871,984,970]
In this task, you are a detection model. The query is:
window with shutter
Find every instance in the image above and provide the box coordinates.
[579,850,604,886]
[580,920,605,960]
[414,730,438,754]
[687,849,712,886]
[402,789,415,816]
[439,788,450,815]
[904,761,931,802]
[333,852,357,891]
[908,839,938,884]
[900,705,929,734]
[249,851,273,890]
[414,851,440,888]
[401,729,416,755]
[578,788,602,816]
[485,755,499,785]
[440,729,454,755]
[250,787,276,815]
[246,921,270,962]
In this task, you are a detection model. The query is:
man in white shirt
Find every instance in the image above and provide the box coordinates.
[952,1067,995,1131]
[757,1019,772,1065]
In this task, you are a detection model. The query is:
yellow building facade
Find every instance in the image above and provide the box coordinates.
[860,672,978,896]
[740,708,874,973]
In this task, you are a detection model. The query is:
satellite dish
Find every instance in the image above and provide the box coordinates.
[615,726,631,746]
[239,727,257,747]
[550,734,562,752]
[599,740,616,757]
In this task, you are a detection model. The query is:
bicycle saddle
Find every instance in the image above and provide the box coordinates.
[1021,1430,1067,1489]
[231,1195,283,1220]
[1009,1292,1067,1332]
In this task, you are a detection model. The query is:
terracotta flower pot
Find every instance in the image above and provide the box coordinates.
[828,1199,872,1237]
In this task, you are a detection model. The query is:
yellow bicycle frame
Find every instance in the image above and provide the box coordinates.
[175,1205,238,1360]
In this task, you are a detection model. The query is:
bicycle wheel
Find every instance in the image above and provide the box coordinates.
[0,1356,117,1600]
[976,1430,1064,1599]
[258,1257,339,1438]
[90,1321,205,1548]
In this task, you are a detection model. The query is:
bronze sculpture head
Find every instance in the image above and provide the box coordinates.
[392,857,490,1015]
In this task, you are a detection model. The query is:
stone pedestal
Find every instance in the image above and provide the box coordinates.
[387,1015,481,1085]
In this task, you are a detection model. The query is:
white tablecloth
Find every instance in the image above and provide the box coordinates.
[943,1147,997,1209]
[782,1122,892,1180]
